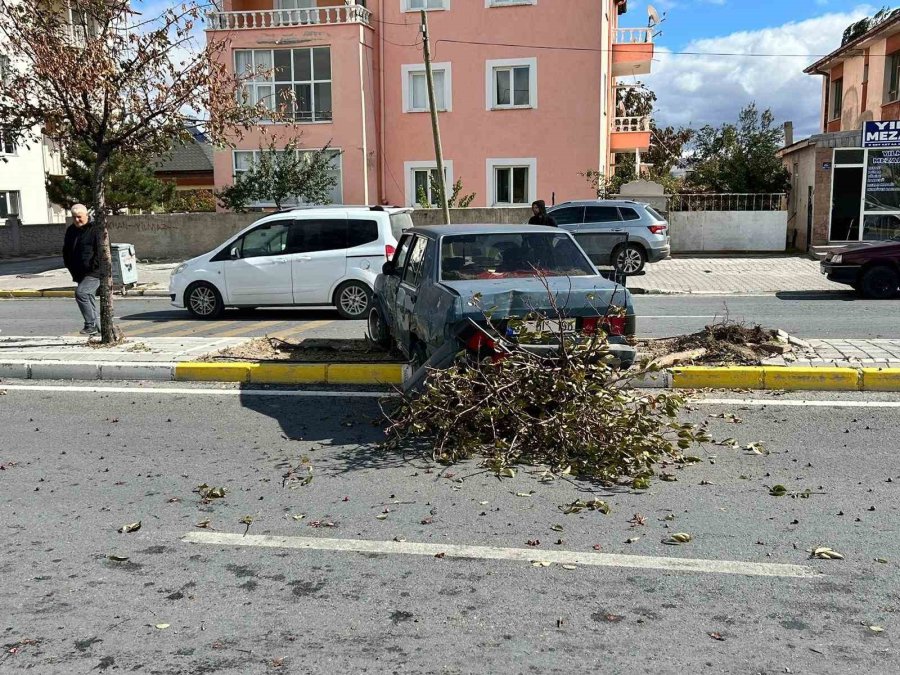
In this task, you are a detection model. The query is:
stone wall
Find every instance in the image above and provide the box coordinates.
[668,211,788,252]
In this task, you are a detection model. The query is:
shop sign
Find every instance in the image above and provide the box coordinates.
[863,120,900,148]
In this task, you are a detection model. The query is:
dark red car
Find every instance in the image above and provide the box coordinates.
[821,238,900,299]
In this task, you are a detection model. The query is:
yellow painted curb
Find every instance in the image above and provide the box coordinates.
[672,367,765,390]
[327,363,405,386]
[249,363,327,384]
[764,367,860,391]
[175,362,252,383]
[2,290,45,298]
[860,368,900,392]
[41,290,75,298]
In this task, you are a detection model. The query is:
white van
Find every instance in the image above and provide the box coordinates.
[169,207,414,320]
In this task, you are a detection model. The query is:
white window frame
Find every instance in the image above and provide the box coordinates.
[485,0,536,6]
[402,0,448,12]
[233,148,343,205]
[401,62,452,113]
[486,158,536,206]
[485,57,537,110]
[404,160,454,207]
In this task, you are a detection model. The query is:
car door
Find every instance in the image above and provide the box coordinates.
[289,217,349,304]
[576,205,625,266]
[382,234,414,328]
[224,220,293,305]
[394,235,429,351]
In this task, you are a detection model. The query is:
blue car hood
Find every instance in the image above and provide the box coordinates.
[439,276,630,318]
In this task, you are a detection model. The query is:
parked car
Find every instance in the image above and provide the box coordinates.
[368,224,637,376]
[546,199,670,274]
[169,206,414,319]
[820,237,900,299]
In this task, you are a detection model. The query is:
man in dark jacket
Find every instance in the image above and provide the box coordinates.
[528,200,557,227]
[62,204,102,335]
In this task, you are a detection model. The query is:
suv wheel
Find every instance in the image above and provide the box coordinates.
[334,281,372,320]
[860,265,900,299]
[613,244,647,275]
[185,282,224,319]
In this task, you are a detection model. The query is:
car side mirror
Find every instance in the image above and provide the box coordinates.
[382,260,396,276]
[230,247,239,260]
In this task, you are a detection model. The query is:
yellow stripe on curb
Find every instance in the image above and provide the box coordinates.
[2,290,46,298]
[250,363,328,384]
[860,368,900,392]
[41,290,75,298]
[327,363,405,386]
[175,362,252,383]
[671,367,765,390]
[764,367,860,391]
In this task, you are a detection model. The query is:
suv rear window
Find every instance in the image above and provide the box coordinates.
[645,206,666,221]
[389,212,414,240]
[441,233,594,280]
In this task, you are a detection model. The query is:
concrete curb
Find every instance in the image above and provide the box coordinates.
[670,366,900,392]
[0,289,169,299]
[0,360,410,386]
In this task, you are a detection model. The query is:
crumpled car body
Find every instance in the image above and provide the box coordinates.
[369,224,637,377]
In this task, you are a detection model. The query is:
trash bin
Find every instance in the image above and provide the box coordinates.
[111,243,138,288]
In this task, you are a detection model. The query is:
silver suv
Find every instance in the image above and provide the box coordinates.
[547,200,670,274]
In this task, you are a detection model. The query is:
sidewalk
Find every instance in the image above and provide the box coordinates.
[0,257,172,297]
[631,256,844,295]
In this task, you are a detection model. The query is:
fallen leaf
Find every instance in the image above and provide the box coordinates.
[515,491,533,497]
[531,560,552,567]
[478,501,489,505]
[195,519,212,529]
[632,477,651,490]
[664,532,693,545]
[155,623,170,630]
[810,546,844,560]
[291,514,305,521]
[874,557,888,564]
[561,564,577,570]
[769,485,788,497]
[434,552,445,559]
[869,626,885,633]
[499,468,515,478]
[592,544,602,551]
[708,631,725,641]
[119,521,141,534]
[107,555,129,562]
[550,524,564,532]
[376,514,388,520]
[625,537,640,544]
[659,472,678,482]
[526,539,541,547]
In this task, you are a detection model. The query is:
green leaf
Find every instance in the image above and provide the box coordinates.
[769,485,788,497]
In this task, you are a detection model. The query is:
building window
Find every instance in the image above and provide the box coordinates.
[486,58,537,110]
[830,78,843,120]
[235,47,332,123]
[404,160,454,206]
[0,132,15,156]
[404,0,447,11]
[233,149,343,204]
[0,190,21,218]
[402,63,451,113]
[487,158,536,205]
[886,53,900,103]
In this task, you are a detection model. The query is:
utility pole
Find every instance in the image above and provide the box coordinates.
[420,10,451,225]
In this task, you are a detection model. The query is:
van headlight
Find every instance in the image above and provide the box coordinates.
[172,263,188,277]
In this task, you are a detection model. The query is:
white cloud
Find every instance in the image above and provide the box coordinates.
[644,5,874,138]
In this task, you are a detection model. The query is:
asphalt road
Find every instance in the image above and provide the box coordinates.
[1,383,898,673]
[1,294,898,340]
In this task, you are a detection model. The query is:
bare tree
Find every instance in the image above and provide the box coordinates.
[0,0,264,342]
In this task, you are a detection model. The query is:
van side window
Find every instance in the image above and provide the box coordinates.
[288,218,347,253]
[402,236,429,288]
[239,222,290,258]
[346,219,379,248]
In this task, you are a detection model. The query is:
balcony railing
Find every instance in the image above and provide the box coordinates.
[614,27,653,44]
[206,5,372,30]
[613,116,650,133]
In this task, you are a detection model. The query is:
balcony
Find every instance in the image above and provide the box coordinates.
[610,116,651,152]
[612,27,654,77]
[206,4,372,31]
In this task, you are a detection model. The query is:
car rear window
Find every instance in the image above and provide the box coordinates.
[389,212,414,240]
[440,233,595,280]
[645,206,666,221]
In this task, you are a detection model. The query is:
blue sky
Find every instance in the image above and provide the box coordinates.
[634,1,877,136]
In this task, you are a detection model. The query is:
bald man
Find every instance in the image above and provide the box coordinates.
[62,204,102,335]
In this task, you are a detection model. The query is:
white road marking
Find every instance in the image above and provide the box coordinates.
[637,315,717,319]
[182,531,819,579]
[698,398,900,409]
[0,384,391,398]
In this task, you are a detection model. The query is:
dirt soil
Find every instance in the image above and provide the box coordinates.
[637,324,786,366]
[205,337,403,363]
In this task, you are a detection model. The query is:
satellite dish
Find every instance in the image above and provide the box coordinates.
[648,5,661,27]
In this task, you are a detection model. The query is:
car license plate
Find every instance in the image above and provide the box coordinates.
[524,318,576,334]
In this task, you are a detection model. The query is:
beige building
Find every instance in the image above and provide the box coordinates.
[780,13,900,251]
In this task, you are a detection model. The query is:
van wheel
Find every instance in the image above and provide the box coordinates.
[334,281,372,320]
[612,244,647,275]
[367,306,391,349]
[185,282,224,319]
[860,266,900,299]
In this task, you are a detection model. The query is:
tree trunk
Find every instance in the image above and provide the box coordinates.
[92,157,118,344]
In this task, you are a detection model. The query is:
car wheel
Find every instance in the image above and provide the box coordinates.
[860,265,900,299]
[185,282,224,319]
[334,281,372,320]
[367,306,391,349]
[613,244,647,275]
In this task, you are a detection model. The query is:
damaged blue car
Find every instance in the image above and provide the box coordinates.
[367,224,637,379]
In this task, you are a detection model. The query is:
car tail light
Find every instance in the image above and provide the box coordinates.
[385,244,396,259]
[466,333,497,352]
[581,317,600,335]
[603,316,626,336]
[648,225,668,235]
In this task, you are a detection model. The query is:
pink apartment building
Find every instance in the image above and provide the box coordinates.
[206,0,653,209]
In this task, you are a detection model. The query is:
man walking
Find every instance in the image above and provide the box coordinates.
[62,204,102,335]
[528,200,557,227]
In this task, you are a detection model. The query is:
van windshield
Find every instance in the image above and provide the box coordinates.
[389,212,414,240]
[441,233,595,280]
